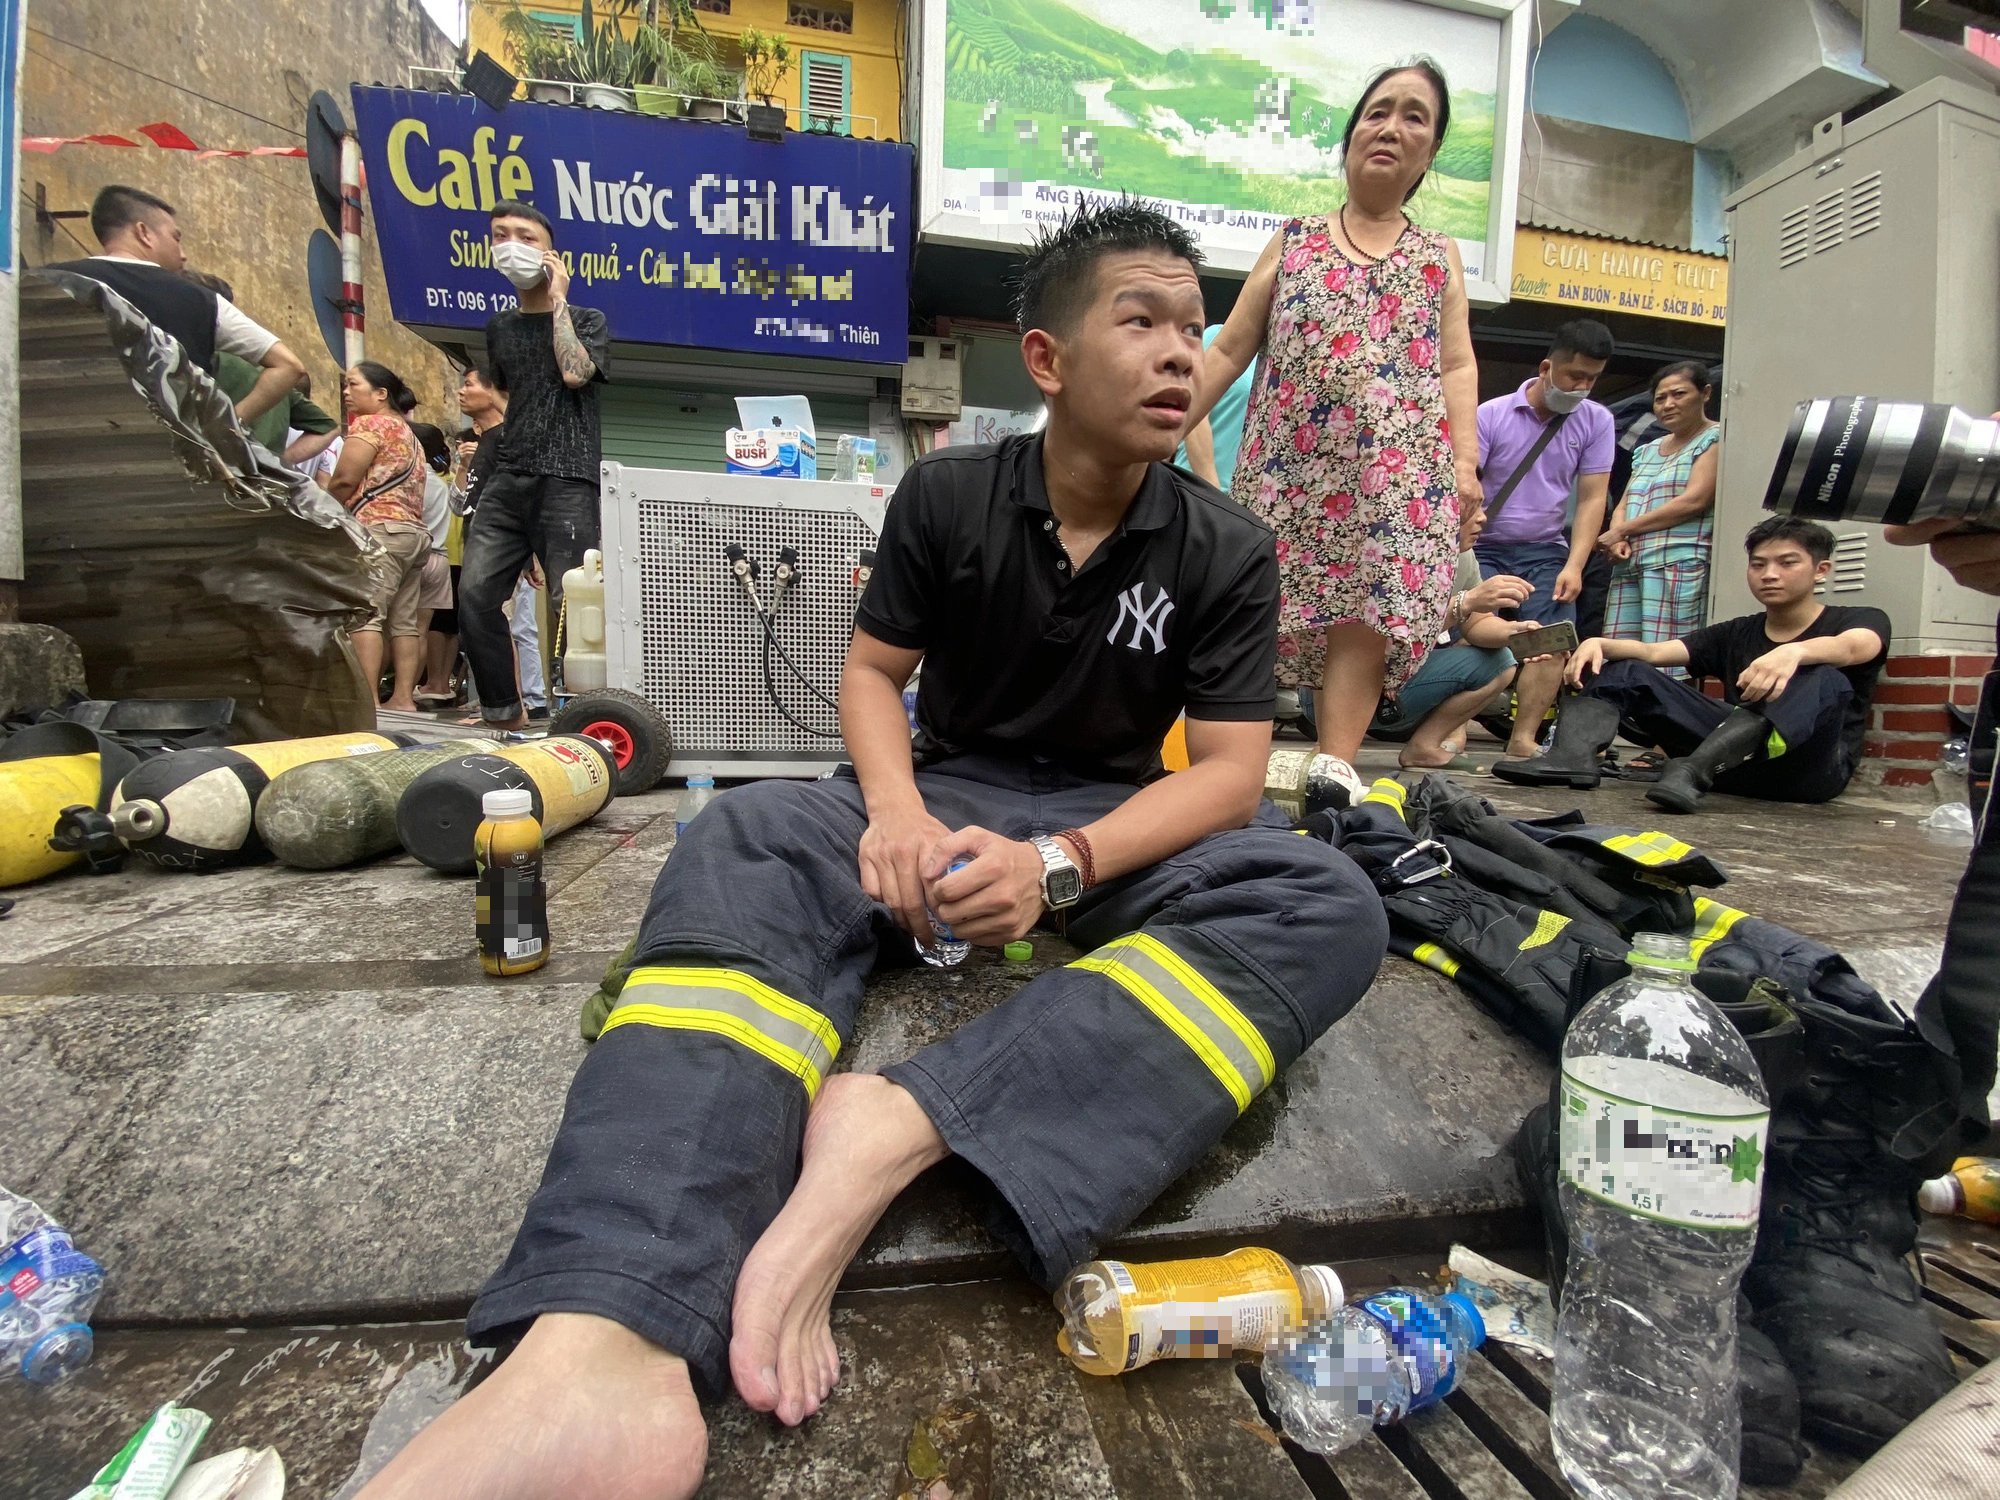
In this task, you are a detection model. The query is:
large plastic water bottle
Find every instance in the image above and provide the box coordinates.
[0,1187,105,1384]
[919,859,973,968]
[1263,1287,1486,1454]
[1550,932,1771,1500]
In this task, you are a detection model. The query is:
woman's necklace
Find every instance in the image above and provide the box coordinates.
[1660,419,1715,457]
[1339,202,1407,265]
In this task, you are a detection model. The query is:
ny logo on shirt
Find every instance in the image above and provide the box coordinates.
[1108,582,1175,654]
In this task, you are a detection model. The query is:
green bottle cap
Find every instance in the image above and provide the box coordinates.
[1004,940,1034,962]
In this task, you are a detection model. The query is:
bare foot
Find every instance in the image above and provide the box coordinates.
[729,1073,948,1426]
[382,697,420,713]
[1398,743,1460,769]
[1503,739,1540,760]
[357,1312,706,1500]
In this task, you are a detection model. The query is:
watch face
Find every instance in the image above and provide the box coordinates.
[1047,868,1083,906]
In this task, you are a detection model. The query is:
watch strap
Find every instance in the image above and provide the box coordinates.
[1031,834,1081,908]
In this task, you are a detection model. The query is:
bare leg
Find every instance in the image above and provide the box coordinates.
[1507,657,1565,759]
[418,631,459,698]
[356,1312,706,1500]
[1401,670,1514,769]
[382,636,424,712]
[1316,623,1390,764]
[352,629,386,705]
[730,1073,949,1426]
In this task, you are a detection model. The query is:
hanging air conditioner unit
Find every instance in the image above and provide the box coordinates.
[600,463,889,778]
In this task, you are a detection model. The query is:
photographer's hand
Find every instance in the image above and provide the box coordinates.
[1886,519,2000,598]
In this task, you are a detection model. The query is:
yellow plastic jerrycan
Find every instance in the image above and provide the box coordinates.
[561,548,607,693]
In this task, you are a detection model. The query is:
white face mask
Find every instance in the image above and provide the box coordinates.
[1543,381,1587,415]
[491,240,547,290]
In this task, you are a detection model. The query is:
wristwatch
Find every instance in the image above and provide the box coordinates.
[1031,834,1083,910]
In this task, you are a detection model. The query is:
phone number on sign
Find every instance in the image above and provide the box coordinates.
[425,287,520,313]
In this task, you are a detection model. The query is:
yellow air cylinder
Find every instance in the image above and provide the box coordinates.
[396,736,616,874]
[0,748,104,887]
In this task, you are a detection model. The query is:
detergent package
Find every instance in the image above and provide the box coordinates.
[726,396,817,479]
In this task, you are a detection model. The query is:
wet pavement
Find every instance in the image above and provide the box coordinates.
[0,755,1978,1495]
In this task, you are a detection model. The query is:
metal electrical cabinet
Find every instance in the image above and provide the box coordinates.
[600,464,890,778]
[1717,79,2000,651]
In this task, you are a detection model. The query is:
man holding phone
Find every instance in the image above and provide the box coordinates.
[1473,320,1617,762]
[1497,517,1888,813]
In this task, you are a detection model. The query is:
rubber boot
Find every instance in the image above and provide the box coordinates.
[1745,998,1957,1456]
[1490,693,1618,789]
[1513,1102,1805,1485]
[1646,707,1770,814]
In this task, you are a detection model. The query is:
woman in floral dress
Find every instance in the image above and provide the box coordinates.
[1187,61,1481,804]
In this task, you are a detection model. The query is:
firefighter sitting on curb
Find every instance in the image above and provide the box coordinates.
[1492,516,1890,814]
[358,200,1388,1500]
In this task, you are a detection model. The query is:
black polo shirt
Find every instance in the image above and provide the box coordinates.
[855,434,1278,783]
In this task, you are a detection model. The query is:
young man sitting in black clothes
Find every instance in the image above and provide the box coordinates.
[1497,516,1889,813]
[358,200,1385,1500]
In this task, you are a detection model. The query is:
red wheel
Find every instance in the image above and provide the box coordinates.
[550,689,672,795]
[581,719,635,768]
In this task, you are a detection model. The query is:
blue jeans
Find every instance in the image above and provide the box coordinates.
[1368,643,1517,742]
[1474,540,1577,628]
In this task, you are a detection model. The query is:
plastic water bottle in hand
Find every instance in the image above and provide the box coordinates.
[676,775,715,837]
[1551,932,1771,1500]
[1263,1287,1486,1455]
[0,1187,104,1384]
[919,858,973,968]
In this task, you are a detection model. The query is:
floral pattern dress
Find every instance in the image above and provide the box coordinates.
[1231,218,1459,690]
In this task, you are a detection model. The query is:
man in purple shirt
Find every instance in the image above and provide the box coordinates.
[1473,320,1615,760]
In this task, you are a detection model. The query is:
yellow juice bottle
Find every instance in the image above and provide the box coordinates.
[1918,1157,2000,1225]
[1055,1247,1342,1376]
[475,788,548,977]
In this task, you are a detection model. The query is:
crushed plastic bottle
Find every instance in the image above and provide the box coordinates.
[1057,1246,1342,1376]
[675,775,715,838]
[0,1186,105,1384]
[1921,801,1975,837]
[1942,737,1970,776]
[1551,932,1771,1500]
[920,859,973,968]
[1262,1287,1486,1455]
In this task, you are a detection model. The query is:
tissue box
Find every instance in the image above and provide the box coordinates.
[726,426,817,480]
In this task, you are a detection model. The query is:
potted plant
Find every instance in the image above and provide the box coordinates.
[671,39,738,121]
[572,0,637,110]
[738,27,792,138]
[499,0,580,103]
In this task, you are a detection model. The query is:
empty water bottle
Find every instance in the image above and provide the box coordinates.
[1263,1287,1486,1455]
[920,858,973,968]
[1550,932,1771,1500]
[0,1187,104,1384]
[676,775,715,837]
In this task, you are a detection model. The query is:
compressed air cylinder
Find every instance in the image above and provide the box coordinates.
[110,731,409,871]
[0,738,105,888]
[396,735,616,875]
[256,737,494,869]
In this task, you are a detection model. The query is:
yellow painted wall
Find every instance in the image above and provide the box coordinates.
[468,0,904,141]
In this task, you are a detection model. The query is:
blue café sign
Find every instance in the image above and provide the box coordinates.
[350,86,912,364]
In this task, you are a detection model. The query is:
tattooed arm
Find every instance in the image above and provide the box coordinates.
[540,252,599,390]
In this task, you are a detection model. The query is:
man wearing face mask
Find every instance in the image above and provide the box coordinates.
[1472,319,1615,762]
[462,200,611,729]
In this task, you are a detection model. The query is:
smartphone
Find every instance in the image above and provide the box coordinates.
[1507,621,1580,661]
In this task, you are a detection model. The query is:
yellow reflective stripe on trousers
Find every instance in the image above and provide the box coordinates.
[1071,932,1275,1112]
[1411,941,1462,978]
[1603,831,1695,866]
[1361,779,1408,816]
[1518,910,1571,950]
[1686,898,1750,961]
[600,966,841,1099]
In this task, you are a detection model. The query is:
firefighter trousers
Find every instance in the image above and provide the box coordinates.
[1588,657,1855,802]
[466,753,1387,1394]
